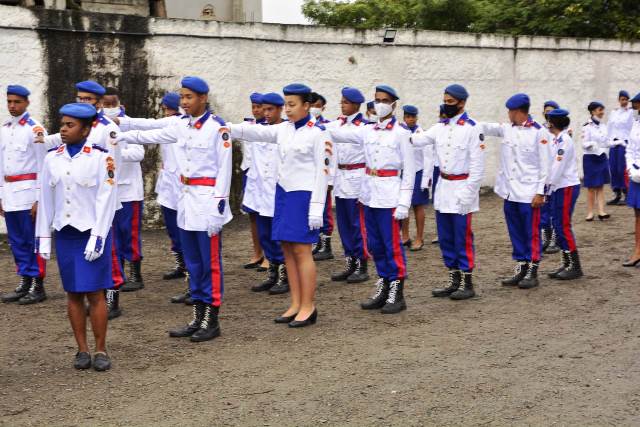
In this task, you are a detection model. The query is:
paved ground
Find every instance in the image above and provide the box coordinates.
[1,191,639,426]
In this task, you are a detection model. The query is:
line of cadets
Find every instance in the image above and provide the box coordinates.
[2,79,640,371]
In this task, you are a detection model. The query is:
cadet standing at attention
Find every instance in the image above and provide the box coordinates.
[0,85,48,305]
[541,100,561,254]
[412,84,485,301]
[622,93,640,267]
[581,101,611,221]
[607,90,634,206]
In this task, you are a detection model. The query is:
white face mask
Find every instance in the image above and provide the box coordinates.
[102,107,121,119]
[310,107,323,118]
[374,102,394,119]
[368,114,379,122]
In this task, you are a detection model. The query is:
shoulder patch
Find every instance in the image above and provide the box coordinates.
[211,115,226,126]
[92,144,108,153]
[314,122,326,131]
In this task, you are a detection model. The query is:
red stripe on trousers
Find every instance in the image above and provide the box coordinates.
[465,214,475,271]
[390,209,406,279]
[111,234,125,287]
[210,234,222,307]
[531,207,541,262]
[562,187,577,251]
[131,201,141,261]
[624,168,630,189]
[36,254,46,279]
[358,203,370,260]
[326,190,334,235]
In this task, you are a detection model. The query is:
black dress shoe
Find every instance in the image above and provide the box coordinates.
[243,257,264,269]
[93,353,112,372]
[288,309,317,328]
[622,258,640,267]
[74,352,92,370]
[274,313,297,323]
[598,214,610,220]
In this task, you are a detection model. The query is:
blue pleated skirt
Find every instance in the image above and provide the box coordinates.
[272,184,319,244]
[411,169,430,206]
[55,226,113,293]
[628,181,640,209]
[583,153,610,188]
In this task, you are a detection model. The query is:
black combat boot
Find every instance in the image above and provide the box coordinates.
[620,189,628,206]
[331,257,356,282]
[106,288,122,320]
[381,279,407,314]
[544,229,560,254]
[360,278,389,310]
[556,251,583,280]
[190,305,221,342]
[542,227,552,252]
[169,302,204,337]
[18,277,46,305]
[1,276,32,303]
[432,269,461,297]
[313,234,334,261]
[607,189,622,206]
[269,264,289,295]
[347,258,370,283]
[163,251,186,280]
[311,237,320,255]
[252,262,278,292]
[548,250,571,279]
[501,261,528,287]
[518,262,539,289]
[450,271,476,300]
[121,260,144,292]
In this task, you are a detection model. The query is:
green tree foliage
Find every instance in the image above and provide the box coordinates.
[302,0,640,40]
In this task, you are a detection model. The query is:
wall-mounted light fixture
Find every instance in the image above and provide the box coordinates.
[383,29,397,43]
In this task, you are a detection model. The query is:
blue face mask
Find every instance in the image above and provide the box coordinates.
[442,103,460,118]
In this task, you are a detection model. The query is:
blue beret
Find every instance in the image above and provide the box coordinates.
[341,87,365,104]
[619,90,630,99]
[283,83,311,96]
[7,85,30,98]
[444,84,469,101]
[161,92,180,111]
[181,76,209,94]
[75,80,106,96]
[630,93,640,103]
[366,100,375,110]
[375,85,399,100]
[261,92,284,106]
[250,92,263,104]
[505,93,530,110]
[587,101,605,111]
[59,102,97,119]
[543,100,560,109]
[547,108,569,117]
[402,105,419,115]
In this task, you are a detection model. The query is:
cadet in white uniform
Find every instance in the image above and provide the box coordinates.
[118,77,232,343]
[545,109,584,281]
[581,101,610,221]
[481,93,550,289]
[412,84,485,301]
[0,85,48,305]
[326,87,370,284]
[36,103,118,371]
[540,100,562,254]
[327,84,415,314]
[230,83,330,328]
[623,93,640,267]
[607,90,634,205]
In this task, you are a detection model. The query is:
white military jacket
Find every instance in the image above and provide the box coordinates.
[118,115,180,210]
[626,118,640,172]
[36,141,118,254]
[482,117,550,203]
[117,111,233,231]
[325,112,368,200]
[547,130,581,193]
[412,112,485,214]
[115,113,145,203]
[581,118,609,157]
[607,107,634,146]
[0,112,48,211]
[326,115,415,209]
[230,115,330,219]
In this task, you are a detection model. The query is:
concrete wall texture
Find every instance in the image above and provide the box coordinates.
[2,4,640,229]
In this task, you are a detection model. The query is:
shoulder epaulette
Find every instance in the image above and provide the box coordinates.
[531,121,541,129]
[399,123,409,130]
[466,118,476,126]
[180,114,189,120]
[314,122,326,131]
[92,144,108,153]
[212,115,226,126]
[47,145,60,152]
[26,118,36,126]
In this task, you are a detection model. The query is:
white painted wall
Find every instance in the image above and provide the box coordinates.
[2,4,640,232]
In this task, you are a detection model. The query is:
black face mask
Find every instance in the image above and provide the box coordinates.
[442,103,461,118]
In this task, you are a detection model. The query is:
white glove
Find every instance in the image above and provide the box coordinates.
[206,217,223,237]
[37,237,51,260]
[84,235,104,262]
[630,166,640,184]
[309,214,323,230]
[394,205,409,220]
